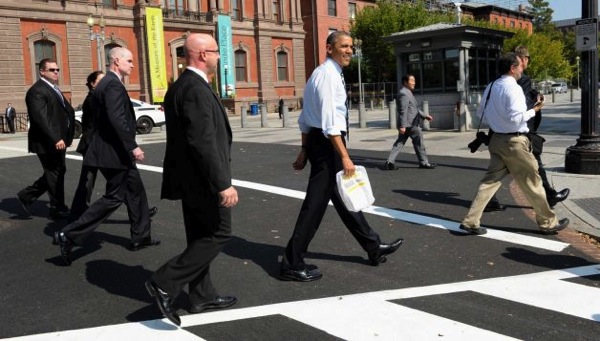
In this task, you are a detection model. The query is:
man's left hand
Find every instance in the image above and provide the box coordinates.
[132,147,145,162]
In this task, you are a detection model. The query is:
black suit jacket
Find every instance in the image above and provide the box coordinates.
[518,73,542,132]
[5,106,16,118]
[76,91,96,155]
[161,69,232,202]
[83,72,138,170]
[25,79,75,154]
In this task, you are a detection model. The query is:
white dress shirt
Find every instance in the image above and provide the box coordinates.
[298,58,347,137]
[186,66,209,83]
[477,75,536,133]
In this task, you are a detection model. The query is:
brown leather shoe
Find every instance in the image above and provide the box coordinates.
[459,224,488,235]
[540,218,569,235]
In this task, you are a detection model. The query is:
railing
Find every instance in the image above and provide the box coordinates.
[0,113,28,133]
[346,82,399,109]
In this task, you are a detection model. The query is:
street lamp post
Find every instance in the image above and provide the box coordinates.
[354,38,366,128]
[87,14,105,71]
[576,55,580,90]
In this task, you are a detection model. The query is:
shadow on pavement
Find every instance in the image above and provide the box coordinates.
[501,247,595,270]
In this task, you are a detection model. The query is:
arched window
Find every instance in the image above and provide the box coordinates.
[234,50,247,82]
[176,46,186,77]
[34,41,56,79]
[276,51,288,82]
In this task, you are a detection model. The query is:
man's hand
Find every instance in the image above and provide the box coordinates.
[425,115,434,121]
[132,147,145,162]
[219,186,238,208]
[399,127,406,135]
[342,156,355,177]
[55,139,66,150]
[292,149,308,170]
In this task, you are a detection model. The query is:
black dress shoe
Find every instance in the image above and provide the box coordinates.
[280,268,323,282]
[189,296,237,314]
[547,188,570,208]
[17,196,34,216]
[54,232,73,266]
[540,218,569,235]
[145,280,181,326]
[419,163,437,169]
[383,162,397,170]
[49,208,70,220]
[149,206,158,218]
[368,238,404,266]
[459,224,488,235]
[130,237,161,251]
[483,202,506,212]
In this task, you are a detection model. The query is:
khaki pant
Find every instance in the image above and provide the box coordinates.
[462,134,558,229]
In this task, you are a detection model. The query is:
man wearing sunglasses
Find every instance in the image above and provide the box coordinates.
[19,58,75,220]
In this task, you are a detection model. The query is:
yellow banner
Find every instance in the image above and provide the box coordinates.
[145,7,168,102]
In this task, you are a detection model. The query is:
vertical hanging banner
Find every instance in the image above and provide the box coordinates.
[145,7,168,102]
[217,14,235,98]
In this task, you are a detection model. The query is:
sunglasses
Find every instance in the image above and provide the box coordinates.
[46,68,60,72]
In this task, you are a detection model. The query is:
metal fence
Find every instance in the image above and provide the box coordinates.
[346,82,399,108]
[0,113,28,133]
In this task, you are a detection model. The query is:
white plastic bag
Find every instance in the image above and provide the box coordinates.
[336,165,375,212]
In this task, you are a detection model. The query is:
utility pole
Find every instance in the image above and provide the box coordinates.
[565,0,600,174]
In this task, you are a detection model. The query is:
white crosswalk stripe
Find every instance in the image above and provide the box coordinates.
[9,265,600,340]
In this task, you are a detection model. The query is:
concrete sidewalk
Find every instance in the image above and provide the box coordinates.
[1,97,598,237]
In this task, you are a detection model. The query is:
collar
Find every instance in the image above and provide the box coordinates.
[110,70,123,82]
[186,66,209,83]
[325,58,343,74]
[40,77,57,88]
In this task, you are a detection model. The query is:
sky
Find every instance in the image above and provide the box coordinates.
[546,0,584,21]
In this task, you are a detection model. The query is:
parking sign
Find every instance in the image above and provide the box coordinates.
[576,18,598,52]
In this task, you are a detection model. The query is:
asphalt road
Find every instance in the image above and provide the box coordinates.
[1,139,599,340]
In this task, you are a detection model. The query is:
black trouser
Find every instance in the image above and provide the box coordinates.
[69,165,97,222]
[18,152,67,210]
[62,167,151,245]
[281,130,381,271]
[6,117,15,133]
[151,197,231,304]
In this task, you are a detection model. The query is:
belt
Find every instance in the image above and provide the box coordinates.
[308,127,346,136]
[495,132,527,136]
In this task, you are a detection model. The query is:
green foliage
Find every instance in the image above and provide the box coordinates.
[351,0,453,82]
[503,30,572,82]
[528,0,554,31]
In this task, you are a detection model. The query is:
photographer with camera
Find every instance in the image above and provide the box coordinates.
[482,46,570,212]
[459,53,569,235]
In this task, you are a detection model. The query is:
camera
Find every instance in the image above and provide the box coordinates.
[468,131,490,153]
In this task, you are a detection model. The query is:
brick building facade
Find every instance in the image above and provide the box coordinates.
[0,0,530,130]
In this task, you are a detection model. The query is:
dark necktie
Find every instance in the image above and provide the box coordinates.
[341,72,349,139]
[53,85,65,107]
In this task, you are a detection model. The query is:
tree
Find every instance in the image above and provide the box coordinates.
[503,30,572,83]
[528,0,554,31]
[350,0,453,83]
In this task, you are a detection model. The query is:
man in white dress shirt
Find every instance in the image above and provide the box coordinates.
[459,53,569,235]
[279,31,403,282]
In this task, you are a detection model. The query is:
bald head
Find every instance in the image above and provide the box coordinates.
[108,47,134,78]
[184,33,220,76]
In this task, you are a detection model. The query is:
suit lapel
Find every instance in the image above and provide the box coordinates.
[197,75,231,133]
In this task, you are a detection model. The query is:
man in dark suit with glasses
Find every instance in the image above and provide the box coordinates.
[18,59,75,220]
